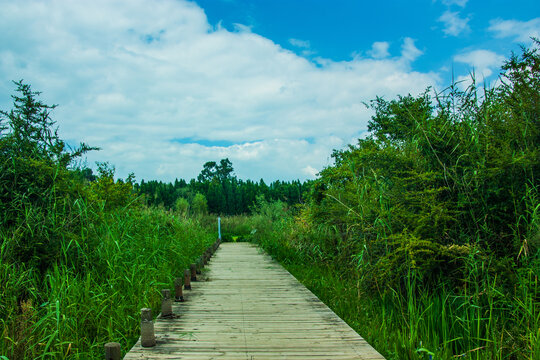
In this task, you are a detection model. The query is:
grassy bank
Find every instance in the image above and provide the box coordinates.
[0,205,215,359]
[243,209,538,360]
[235,43,540,360]
[0,81,218,359]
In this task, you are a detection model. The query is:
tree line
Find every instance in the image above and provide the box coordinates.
[134,158,312,215]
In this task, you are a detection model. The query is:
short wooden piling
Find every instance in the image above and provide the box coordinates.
[161,289,173,317]
[104,342,121,360]
[190,263,197,281]
[140,308,156,347]
[174,277,184,302]
[184,269,191,290]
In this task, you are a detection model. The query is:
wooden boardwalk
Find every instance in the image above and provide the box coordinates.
[124,242,385,360]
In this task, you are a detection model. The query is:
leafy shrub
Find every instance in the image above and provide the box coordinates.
[0,81,95,271]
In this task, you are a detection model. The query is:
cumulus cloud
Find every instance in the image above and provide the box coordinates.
[438,10,470,36]
[368,41,390,59]
[488,17,540,43]
[454,49,505,80]
[0,0,439,182]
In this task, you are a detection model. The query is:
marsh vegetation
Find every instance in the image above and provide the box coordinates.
[1,43,538,359]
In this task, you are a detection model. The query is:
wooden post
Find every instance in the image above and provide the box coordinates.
[104,342,121,360]
[190,263,197,281]
[184,269,191,290]
[174,277,184,302]
[161,289,172,317]
[140,308,156,347]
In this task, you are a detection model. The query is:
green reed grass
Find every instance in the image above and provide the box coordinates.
[246,211,539,360]
[0,204,215,359]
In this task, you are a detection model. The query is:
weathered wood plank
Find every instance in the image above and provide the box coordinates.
[123,242,385,360]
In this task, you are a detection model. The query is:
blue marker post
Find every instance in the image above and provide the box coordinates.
[218,217,221,241]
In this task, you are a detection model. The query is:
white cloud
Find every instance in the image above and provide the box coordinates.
[288,38,314,57]
[401,38,423,61]
[0,0,439,182]
[233,23,253,33]
[488,18,540,43]
[302,165,318,178]
[368,41,390,59]
[454,49,506,79]
[438,10,470,36]
[289,38,310,49]
[442,0,468,7]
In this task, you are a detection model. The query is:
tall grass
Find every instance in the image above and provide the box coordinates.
[241,204,539,360]
[0,204,215,359]
[235,44,540,360]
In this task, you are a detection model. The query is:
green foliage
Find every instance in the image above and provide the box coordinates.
[197,158,234,183]
[88,162,137,211]
[207,177,227,214]
[191,193,208,216]
[248,43,540,359]
[0,206,214,359]
[136,159,310,215]
[308,42,539,285]
[252,195,288,222]
[0,82,215,359]
[174,197,190,216]
[0,81,97,271]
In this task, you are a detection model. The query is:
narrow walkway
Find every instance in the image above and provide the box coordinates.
[124,242,385,359]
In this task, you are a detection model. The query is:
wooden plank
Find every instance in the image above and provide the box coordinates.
[124,242,385,360]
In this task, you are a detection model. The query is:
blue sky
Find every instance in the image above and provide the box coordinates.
[199,0,538,82]
[0,0,538,182]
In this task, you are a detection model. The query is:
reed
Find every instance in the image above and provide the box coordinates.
[0,204,214,359]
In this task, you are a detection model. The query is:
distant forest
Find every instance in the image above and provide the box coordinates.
[76,159,311,215]
[127,159,310,214]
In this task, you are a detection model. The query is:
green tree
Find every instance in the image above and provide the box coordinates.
[197,158,235,183]
[197,161,217,182]
[217,158,234,181]
[0,81,96,270]
[191,193,208,215]
[174,197,190,216]
[207,178,226,214]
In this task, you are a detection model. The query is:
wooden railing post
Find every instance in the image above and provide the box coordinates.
[190,263,197,281]
[161,289,172,317]
[104,342,121,360]
[174,277,184,302]
[184,269,191,290]
[140,308,156,347]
